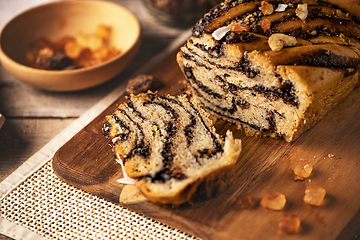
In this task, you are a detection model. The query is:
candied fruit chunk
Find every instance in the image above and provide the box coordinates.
[35,47,55,69]
[93,47,110,60]
[260,191,286,210]
[75,33,89,48]
[259,1,274,15]
[259,19,271,33]
[303,186,326,206]
[95,24,112,40]
[236,193,254,208]
[76,49,97,67]
[229,22,249,32]
[294,160,313,178]
[279,213,301,234]
[87,35,103,51]
[38,47,54,58]
[25,24,120,70]
[64,40,82,59]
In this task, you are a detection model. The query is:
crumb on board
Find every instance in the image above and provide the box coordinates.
[125,74,162,94]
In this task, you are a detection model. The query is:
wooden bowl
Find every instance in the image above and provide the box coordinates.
[0,1,141,91]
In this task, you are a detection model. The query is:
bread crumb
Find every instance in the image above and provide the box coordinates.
[126,74,161,94]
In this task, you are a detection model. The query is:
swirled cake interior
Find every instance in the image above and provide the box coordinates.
[177,0,360,142]
[103,92,241,205]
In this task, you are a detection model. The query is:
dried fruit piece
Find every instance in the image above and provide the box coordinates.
[35,46,55,69]
[229,22,249,32]
[279,213,301,234]
[25,24,120,70]
[236,193,254,208]
[87,35,103,52]
[303,186,326,206]
[294,160,313,178]
[95,24,112,40]
[260,191,286,210]
[259,1,274,15]
[64,40,82,59]
[75,33,89,48]
[44,53,74,70]
[268,33,297,51]
[259,19,271,33]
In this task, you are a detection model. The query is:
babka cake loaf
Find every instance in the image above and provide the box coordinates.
[177,0,360,142]
[102,92,242,205]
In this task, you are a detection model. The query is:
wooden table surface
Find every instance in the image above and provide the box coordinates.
[2,1,360,240]
[0,1,186,239]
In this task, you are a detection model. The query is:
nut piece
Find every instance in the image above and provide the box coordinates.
[260,191,286,210]
[212,26,230,40]
[303,185,326,206]
[275,3,288,12]
[259,1,274,15]
[268,33,297,51]
[296,3,308,20]
[279,213,301,234]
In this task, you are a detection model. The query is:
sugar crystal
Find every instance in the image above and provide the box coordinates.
[260,191,286,210]
[303,185,326,206]
[236,193,254,208]
[294,160,313,178]
[279,213,301,234]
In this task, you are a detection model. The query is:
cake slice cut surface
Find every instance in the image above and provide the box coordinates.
[103,92,242,205]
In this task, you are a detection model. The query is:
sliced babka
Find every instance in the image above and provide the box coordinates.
[177,0,360,142]
[102,92,242,205]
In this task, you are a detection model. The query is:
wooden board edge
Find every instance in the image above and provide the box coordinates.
[0,114,5,129]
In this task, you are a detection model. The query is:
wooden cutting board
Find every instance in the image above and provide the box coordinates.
[53,46,360,240]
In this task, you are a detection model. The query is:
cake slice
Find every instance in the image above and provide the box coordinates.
[177,0,360,142]
[102,92,242,205]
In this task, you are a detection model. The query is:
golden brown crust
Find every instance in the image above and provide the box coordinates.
[177,0,360,142]
[136,157,237,205]
[320,0,360,21]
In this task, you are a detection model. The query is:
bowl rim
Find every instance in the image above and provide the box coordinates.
[0,0,141,75]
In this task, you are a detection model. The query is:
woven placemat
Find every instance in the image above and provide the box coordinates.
[0,160,199,240]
